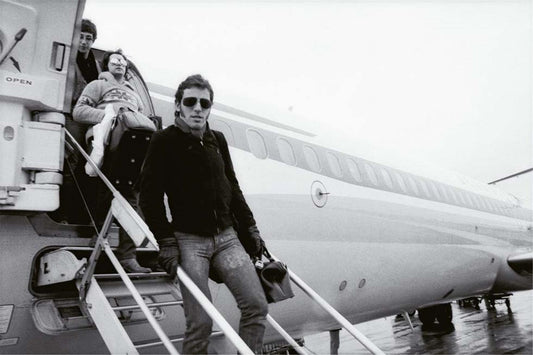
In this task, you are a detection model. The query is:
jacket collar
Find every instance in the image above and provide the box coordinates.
[174,116,209,140]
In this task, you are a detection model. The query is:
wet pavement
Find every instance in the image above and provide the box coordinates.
[304,290,533,354]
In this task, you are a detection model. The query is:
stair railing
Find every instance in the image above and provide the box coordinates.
[66,130,254,354]
[270,253,385,355]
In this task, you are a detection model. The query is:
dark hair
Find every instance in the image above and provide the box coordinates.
[174,74,214,104]
[102,49,128,75]
[81,19,97,40]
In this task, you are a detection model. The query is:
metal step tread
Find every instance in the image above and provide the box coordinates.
[98,278,181,298]
[112,300,183,311]
[134,331,224,349]
[94,271,169,279]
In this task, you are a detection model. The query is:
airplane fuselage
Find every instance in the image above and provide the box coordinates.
[0,0,531,353]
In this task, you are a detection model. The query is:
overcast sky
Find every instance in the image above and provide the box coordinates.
[84,0,532,206]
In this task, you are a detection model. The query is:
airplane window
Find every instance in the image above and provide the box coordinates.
[406,175,420,196]
[469,195,479,209]
[346,158,363,182]
[277,138,296,166]
[502,204,512,216]
[429,181,441,200]
[463,193,471,207]
[246,129,268,159]
[393,171,408,193]
[419,179,431,198]
[448,188,459,204]
[363,162,379,186]
[480,196,490,211]
[473,195,484,210]
[457,191,467,205]
[464,193,474,208]
[210,119,235,146]
[303,145,321,172]
[380,168,393,189]
[326,152,342,177]
[475,195,484,210]
[438,184,450,202]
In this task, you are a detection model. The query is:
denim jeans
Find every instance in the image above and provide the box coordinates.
[176,227,268,354]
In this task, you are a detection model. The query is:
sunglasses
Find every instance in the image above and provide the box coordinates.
[109,58,127,67]
[182,97,212,109]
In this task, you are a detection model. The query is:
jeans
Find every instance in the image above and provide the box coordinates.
[176,227,268,354]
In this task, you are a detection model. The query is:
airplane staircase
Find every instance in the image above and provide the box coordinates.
[74,206,251,354]
[38,130,386,354]
[61,130,254,354]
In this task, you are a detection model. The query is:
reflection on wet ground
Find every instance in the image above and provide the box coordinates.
[304,290,532,354]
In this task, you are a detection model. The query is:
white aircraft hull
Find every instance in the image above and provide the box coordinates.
[0,0,530,352]
[1,171,530,352]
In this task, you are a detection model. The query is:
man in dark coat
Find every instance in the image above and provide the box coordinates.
[139,74,268,354]
[55,19,101,224]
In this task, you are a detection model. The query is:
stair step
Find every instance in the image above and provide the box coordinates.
[134,331,224,349]
[98,279,181,299]
[112,300,183,311]
[94,271,168,279]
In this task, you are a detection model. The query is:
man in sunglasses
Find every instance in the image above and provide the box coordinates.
[139,74,268,354]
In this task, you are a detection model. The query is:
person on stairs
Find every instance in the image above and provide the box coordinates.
[139,74,268,353]
[73,50,151,273]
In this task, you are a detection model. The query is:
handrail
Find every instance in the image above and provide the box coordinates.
[176,266,254,355]
[266,314,309,355]
[78,209,114,301]
[64,130,159,249]
[66,129,254,354]
[66,130,179,353]
[64,129,119,198]
[270,254,385,355]
[103,242,179,355]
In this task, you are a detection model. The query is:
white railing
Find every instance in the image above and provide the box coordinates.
[271,253,385,355]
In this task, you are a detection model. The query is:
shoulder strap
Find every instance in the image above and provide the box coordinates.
[212,130,230,167]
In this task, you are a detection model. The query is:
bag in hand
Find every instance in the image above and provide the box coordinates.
[116,107,157,131]
[107,107,157,152]
[256,248,294,303]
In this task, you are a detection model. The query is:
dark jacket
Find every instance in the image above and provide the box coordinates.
[139,124,257,240]
[72,50,101,107]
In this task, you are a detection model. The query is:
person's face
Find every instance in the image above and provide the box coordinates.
[79,32,95,54]
[107,54,127,77]
[176,87,212,130]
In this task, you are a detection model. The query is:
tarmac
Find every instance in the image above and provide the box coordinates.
[303,290,533,354]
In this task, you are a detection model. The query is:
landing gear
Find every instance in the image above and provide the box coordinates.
[457,297,480,309]
[483,293,512,311]
[418,303,453,326]
[329,329,340,355]
[484,297,495,310]
[435,303,453,325]
[418,307,436,325]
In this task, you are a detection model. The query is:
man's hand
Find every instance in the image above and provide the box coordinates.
[247,225,265,258]
[158,237,179,277]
